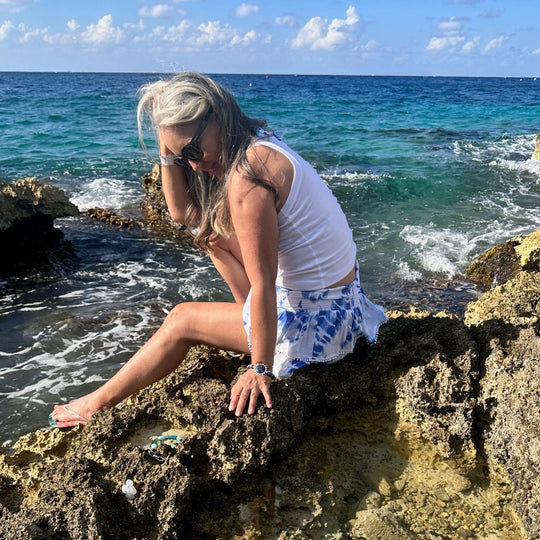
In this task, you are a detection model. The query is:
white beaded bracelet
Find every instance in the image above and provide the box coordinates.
[159,154,176,166]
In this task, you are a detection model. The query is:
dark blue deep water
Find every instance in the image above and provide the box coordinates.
[1,72,539,440]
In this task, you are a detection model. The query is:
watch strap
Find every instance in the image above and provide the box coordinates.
[247,363,275,378]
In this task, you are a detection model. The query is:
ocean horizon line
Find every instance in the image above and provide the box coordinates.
[1,70,539,80]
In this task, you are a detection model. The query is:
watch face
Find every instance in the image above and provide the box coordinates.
[254,364,266,374]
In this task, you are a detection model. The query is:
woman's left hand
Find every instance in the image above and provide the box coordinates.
[229,370,272,416]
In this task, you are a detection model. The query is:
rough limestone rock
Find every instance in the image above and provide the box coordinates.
[466,239,521,290]
[474,322,540,540]
[533,131,540,160]
[514,229,540,270]
[465,270,540,326]
[0,316,525,538]
[464,228,540,539]
[0,177,79,231]
[392,311,479,460]
[82,207,142,229]
[465,229,540,289]
[140,164,192,243]
[464,229,540,327]
[0,178,79,277]
[349,508,416,539]
[1,231,540,538]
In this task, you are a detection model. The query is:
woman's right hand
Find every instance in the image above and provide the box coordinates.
[229,369,272,416]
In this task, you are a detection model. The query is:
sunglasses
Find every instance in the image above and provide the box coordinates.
[174,106,213,169]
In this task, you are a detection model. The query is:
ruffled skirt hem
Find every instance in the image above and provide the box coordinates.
[242,264,387,379]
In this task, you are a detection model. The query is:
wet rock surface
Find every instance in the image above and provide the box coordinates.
[0,169,191,279]
[0,178,79,277]
[465,230,540,291]
[0,178,79,232]
[1,229,539,538]
[82,207,142,229]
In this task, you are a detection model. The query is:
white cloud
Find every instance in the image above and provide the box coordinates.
[291,5,360,51]
[438,19,462,34]
[275,15,294,26]
[534,47,540,55]
[356,39,383,58]
[14,21,70,45]
[19,24,48,43]
[480,9,503,20]
[235,3,259,17]
[426,17,510,57]
[157,20,192,42]
[0,9,264,53]
[81,14,124,45]
[426,17,466,52]
[0,0,36,13]
[363,39,377,51]
[230,28,257,46]
[0,19,12,40]
[461,36,480,53]
[139,4,176,18]
[124,20,145,32]
[426,35,465,51]
[191,20,258,48]
[67,19,79,32]
[138,18,261,48]
[484,35,507,53]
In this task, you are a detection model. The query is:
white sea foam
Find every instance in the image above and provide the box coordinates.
[1,308,159,401]
[475,190,540,234]
[489,156,540,176]
[398,206,540,283]
[321,170,383,187]
[395,261,423,281]
[399,224,475,279]
[70,177,143,211]
[453,133,537,164]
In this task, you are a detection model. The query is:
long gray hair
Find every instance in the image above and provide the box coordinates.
[137,71,274,251]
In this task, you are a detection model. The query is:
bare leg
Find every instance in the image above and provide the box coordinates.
[51,234,253,425]
[51,301,249,423]
[208,233,251,304]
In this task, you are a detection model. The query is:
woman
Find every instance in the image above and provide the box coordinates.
[49,72,387,427]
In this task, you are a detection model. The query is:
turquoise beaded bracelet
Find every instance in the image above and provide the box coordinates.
[150,435,182,449]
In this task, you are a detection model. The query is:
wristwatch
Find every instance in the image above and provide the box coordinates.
[247,363,275,378]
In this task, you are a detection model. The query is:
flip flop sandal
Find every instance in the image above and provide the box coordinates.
[48,405,90,428]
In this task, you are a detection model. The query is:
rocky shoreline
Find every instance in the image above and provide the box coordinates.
[0,178,79,278]
[0,176,539,539]
[0,168,190,280]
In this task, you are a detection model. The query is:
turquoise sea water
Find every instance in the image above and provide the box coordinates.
[1,72,539,440]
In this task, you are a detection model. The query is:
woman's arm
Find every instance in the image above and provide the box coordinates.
[159,135,192,224]
[227,166,279,416]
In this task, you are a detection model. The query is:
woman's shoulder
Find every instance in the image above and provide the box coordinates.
[244,141,294,195]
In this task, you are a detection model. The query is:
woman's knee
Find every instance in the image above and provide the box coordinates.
[164,302,197,338]
[208,233,243,262]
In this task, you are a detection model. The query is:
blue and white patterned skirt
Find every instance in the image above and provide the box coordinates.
[242,265,387,379]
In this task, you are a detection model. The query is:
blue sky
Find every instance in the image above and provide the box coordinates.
[0,0,539,76]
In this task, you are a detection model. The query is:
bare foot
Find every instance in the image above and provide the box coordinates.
[49,395,100,427]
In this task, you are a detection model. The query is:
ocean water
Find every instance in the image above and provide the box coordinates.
[1,72,539,441]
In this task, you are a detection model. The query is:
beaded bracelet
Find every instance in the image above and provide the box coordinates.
[150,434,182,449]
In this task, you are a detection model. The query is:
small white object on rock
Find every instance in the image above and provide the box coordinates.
[122,479,137,500]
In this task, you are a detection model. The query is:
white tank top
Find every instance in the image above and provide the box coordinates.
[253,136,357,290]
